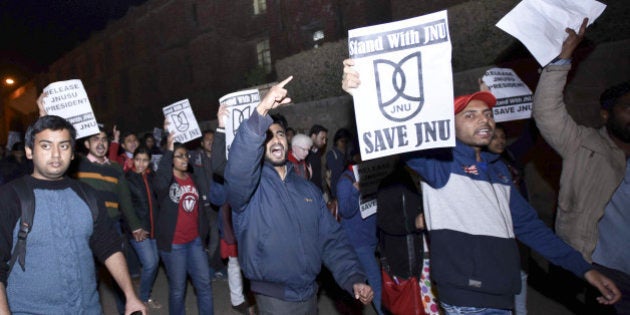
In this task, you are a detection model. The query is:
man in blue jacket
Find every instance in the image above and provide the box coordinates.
[342,61,620,315]
[225,76,374,314]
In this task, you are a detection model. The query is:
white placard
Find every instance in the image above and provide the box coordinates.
[219,89,261,159]
[42,79,99,139]
[348,10,455,161]
[496,0,606,66]
[162,99,202,144]
[482,68,533,122]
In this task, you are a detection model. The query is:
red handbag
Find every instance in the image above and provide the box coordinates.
[381,268,425,315]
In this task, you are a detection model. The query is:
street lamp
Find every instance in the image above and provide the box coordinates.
[4,78,15,85]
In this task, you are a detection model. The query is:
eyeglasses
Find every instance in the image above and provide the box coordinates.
[174,154,189,160]
[294,146,311,152]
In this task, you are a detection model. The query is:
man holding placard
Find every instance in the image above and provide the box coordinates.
[343,38,620,315]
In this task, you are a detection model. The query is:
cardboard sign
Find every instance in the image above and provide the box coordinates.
[162,99,202,144]
[43,79,99,139]
[219,89,261,159]
[482,68,533,122]
[348,10,455,161]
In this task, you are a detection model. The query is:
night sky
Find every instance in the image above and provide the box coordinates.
[0,0,148,86]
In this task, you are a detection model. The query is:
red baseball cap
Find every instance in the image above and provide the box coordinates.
[454,91,496,114]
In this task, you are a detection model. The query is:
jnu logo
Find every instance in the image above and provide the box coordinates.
[232,107,251,136]
[374,52,424,122]
[171,112,190,132]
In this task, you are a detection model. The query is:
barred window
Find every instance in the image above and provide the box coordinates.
[253,0,266,15]
[256,39,272,73]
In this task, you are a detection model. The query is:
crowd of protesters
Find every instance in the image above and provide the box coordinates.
[0,17,628,315]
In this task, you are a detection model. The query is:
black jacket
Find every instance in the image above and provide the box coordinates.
[126,171,159,237]
[154,151,209,252]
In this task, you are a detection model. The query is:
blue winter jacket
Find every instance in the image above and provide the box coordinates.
[405,140,591,309]
[225,111,366,302]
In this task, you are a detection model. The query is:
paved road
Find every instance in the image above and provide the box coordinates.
[100,264,575,314]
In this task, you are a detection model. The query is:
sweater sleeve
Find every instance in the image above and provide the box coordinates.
[510,185,591,278]
[225,110,270,213]
[85,186,123,264]
[532,64,588,158]
[116,173,142,231]
[108,141,120,162]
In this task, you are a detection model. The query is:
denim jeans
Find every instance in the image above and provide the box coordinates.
[130,238,159,301]
[441,302,512,315]
[354,245,384,315]
[160,237,214,315]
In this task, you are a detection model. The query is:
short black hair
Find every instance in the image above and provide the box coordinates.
[202,129,215,137]
[271,114,288,130]
[11,142,25,152]
[25,115,76,151]
[333,128,352,145]
[173,142,187,153]
[121,131,137,141]
[600,81,630,110]
[133,146,152,159]
[309,124,328,137]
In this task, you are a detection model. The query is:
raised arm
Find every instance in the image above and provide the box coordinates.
[211,104,228,177]
[108,125,121,162]
[532,18,589,157]
[155,130,175,193]
[225,77,293,212]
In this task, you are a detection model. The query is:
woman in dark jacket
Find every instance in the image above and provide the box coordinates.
[126,146,161,308]
[154,133,213,315]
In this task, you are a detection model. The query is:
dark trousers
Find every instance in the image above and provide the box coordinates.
[255,294,318,315]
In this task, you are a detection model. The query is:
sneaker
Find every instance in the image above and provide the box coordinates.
[146,298,163,309]
[232,301,250,314]
[213,269,227,281]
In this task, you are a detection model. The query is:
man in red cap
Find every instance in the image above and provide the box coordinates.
[341,59,620,315]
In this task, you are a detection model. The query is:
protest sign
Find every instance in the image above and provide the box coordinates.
[481,68,533,122]
[162,99,202,144]
[43,79,99,139]
[348,10,455,161]
[496,0,606,66]
[219,89,260,159]
[354,157,397,219]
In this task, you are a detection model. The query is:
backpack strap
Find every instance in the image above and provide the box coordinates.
[8,178,99,275]
[8,176,35,273]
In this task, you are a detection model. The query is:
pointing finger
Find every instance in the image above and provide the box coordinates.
[278,76,293,88]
